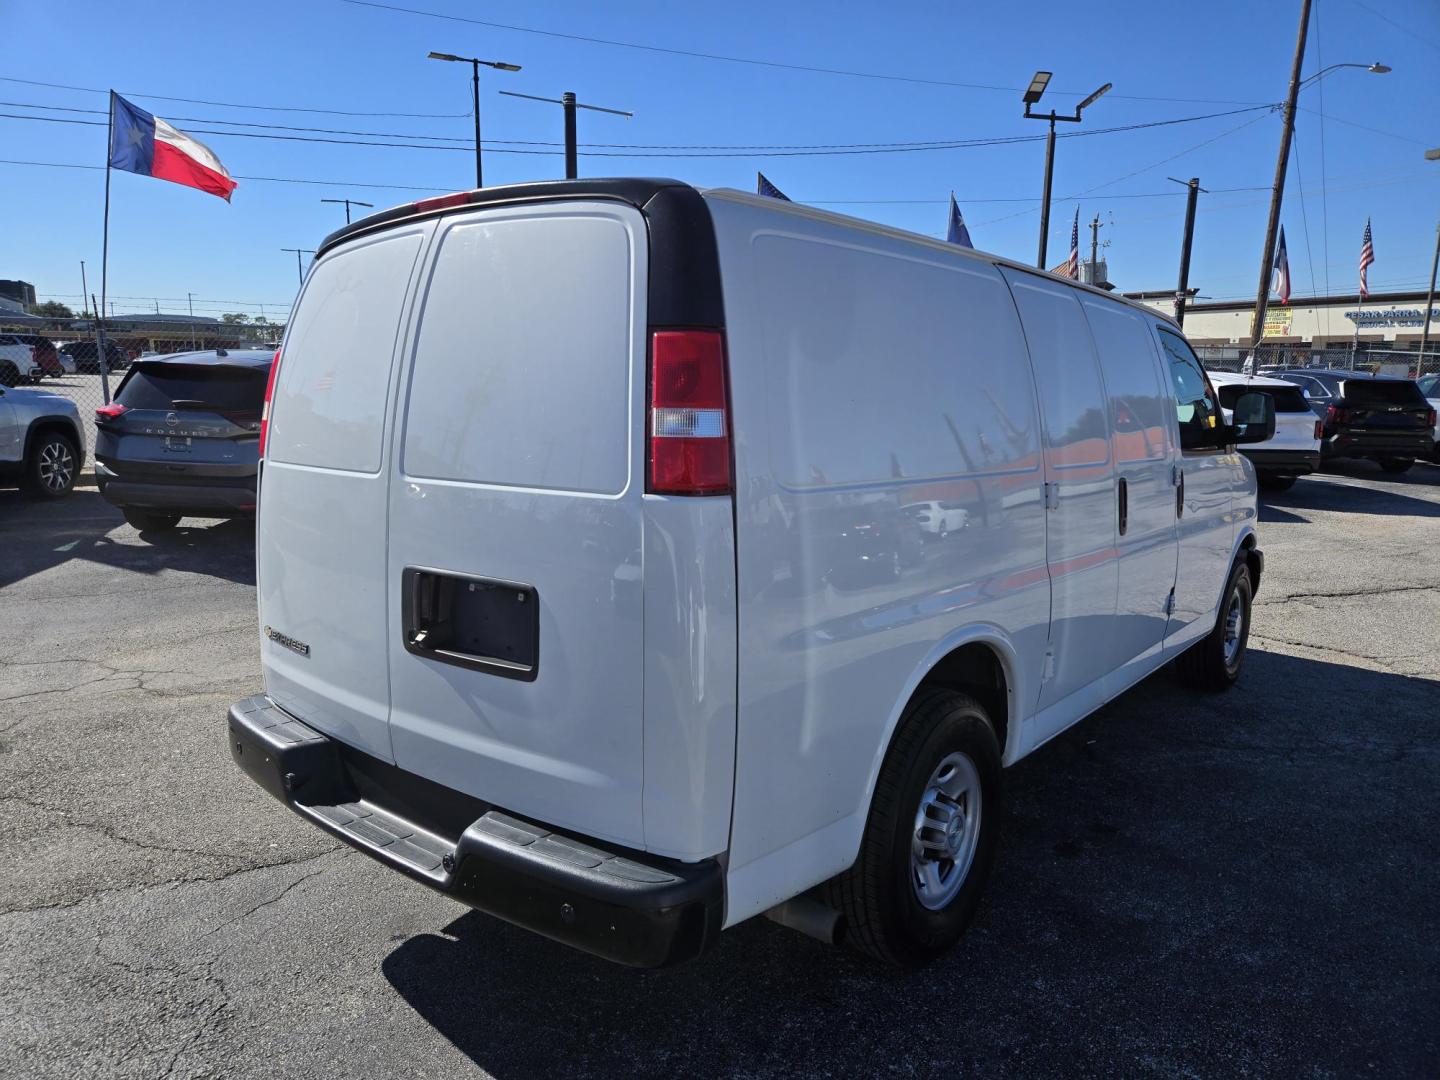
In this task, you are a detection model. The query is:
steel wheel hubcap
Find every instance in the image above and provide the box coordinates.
[911,751,982,910]
[1223,589,1245,666]
[39,441,73,490]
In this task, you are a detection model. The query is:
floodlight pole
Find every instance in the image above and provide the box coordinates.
[499,90,632,180]
[1024,78,1110,270]
[428,52,522,188]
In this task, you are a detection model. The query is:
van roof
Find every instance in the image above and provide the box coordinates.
[318,178,1176,330]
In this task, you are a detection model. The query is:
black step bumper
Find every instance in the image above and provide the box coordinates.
[227,695,724,968]
[1241,448,1321,474]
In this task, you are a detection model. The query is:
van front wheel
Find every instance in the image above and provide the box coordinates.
[1178,560,1252,692]
[828,688,1001,968]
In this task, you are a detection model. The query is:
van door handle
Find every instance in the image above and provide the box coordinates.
[1117,477,1129,536]
[1175,468,1185,518]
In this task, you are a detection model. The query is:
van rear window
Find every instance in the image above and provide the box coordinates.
[1342,379,1426,406]
[268,230,423,472]
[1216,384,1310,413]
[117,365,268,413]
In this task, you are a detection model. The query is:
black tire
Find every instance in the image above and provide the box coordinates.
[1379,457,1413,474]
[122,508,181,532]
[22,430,79,498]
[0,362,19,388]
[826,688,1002,968]
[1178,560,1253,692]
[1257,473,1296,492]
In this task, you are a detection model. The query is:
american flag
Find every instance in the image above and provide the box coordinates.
[1358,218,1375,299]
[1063,207,1080,279]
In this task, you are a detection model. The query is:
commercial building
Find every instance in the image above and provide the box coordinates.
[1124,289,1437,370]
[0,280,37,310]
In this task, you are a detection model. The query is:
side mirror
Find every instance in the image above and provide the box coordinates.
[1230,391,1276,445]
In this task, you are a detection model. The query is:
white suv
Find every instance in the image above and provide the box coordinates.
[1208,370,1322,491]
[229,180,1274,969]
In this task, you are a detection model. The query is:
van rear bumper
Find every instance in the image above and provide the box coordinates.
[227,695,723,968]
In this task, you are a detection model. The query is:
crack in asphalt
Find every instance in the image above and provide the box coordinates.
[1257,581,1440,607]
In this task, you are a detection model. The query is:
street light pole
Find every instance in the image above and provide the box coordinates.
[1420,148,1440,376]
[321,198,374,224]
[1022,71,1111,270]
[281,248,315,286]
[499,90,632,180]
[428,52,522,188]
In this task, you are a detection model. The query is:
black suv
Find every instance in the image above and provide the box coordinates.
[59,340,130,375]
[94,350,274,531]
[1271,369,1435,474]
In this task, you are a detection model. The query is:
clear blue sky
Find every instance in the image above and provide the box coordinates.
[2,0,1437,321]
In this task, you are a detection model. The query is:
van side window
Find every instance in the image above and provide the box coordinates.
[1156,329,1222,452]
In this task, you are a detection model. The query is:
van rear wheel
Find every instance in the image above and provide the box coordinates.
[827,688,1001,968]
[1177,560,1252,692]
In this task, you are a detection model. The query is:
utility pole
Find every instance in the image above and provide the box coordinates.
[1022,72,1111,270]
[1169,177,1206,326]
[1089,214,1101,284]
[1248,0,1312,354]
[321,198,374,224]
[1422,224,1440,376]
[499,90,632,180]
[188,292,196,350]
[281,248,316,287]
[79,261,90,319]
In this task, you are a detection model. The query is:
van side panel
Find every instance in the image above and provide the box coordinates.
[384,203,651,849]
[641,498,737,861]
[259,225,429,761]
[707,196,1049,924]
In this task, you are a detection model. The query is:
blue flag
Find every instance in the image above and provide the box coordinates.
[946,193,973,247]
[757,172,790,201]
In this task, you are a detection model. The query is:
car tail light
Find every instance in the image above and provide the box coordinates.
[647,329,732,496]
[258,348,282,457]
[1314,419,1324,440]
[1428,408,1437,428]
[95,402,128,424]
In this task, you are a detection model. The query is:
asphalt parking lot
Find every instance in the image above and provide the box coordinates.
[2,465,1438,1079]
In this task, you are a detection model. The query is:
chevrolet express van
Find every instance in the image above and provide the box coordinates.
[228,179,1274,969]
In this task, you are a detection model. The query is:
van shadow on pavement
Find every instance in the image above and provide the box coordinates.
[1259,463,1440,523]
[381,649,1440,1078]
[0,489,254,589]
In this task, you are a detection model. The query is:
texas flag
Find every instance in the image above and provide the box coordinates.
[108,93,237,201]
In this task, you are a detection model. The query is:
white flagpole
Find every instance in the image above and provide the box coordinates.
[97,91,115,404]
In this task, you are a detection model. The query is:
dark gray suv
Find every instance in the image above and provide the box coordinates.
[94,349,274,531]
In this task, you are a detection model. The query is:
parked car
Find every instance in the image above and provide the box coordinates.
[1208,371,1321,491]
[0,334,47,386]
[0,383,84,496]
[905,499,971,537]
[1418,373,1440,462]
[1271,368,1435,473]
[227,180,1274,970]
[59,340,130,375]
[93,349,273,531]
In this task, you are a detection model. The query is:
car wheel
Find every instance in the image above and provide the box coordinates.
[122,508,181,532]
[0,362,19,388]
[1178,559,1253,692]
[1378,458,1413,474]
[938,524,948,540]
[1257,474,1296,492]
[826,688,1001,968]
[23,431,78,498]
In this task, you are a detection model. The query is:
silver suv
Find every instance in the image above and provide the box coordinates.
[0,384,84,496]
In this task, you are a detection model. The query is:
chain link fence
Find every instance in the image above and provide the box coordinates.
[1194,343,1438,379]
[2,314,282,475]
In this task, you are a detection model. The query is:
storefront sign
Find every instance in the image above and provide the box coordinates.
[1344,307,1440,328]
[1262,309,1292,338]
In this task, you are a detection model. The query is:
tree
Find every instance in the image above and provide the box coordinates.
[221,312,251,325]
[32,300,74,319]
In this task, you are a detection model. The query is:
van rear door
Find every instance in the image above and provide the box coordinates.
[258,223,430,761]
[384,202,651,849]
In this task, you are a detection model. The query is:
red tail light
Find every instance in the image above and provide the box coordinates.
[1314,419,1324,440]
[258,348,282,457]
[647,329,732,496]
[1427,408,1437,428]
[95,402,128,423]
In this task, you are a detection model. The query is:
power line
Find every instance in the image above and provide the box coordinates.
[1346,0,1440,53]
[0,102,1280,158]
[339,0,1271,106]
[1290,129,1320,298]
[0,158,449,193]
[0,73,471,118]
[1295,105,1429,146]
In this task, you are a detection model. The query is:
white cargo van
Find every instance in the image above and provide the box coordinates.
[229,179,1275,968]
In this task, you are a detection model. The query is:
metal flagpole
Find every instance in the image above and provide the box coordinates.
[97,91,115,404]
